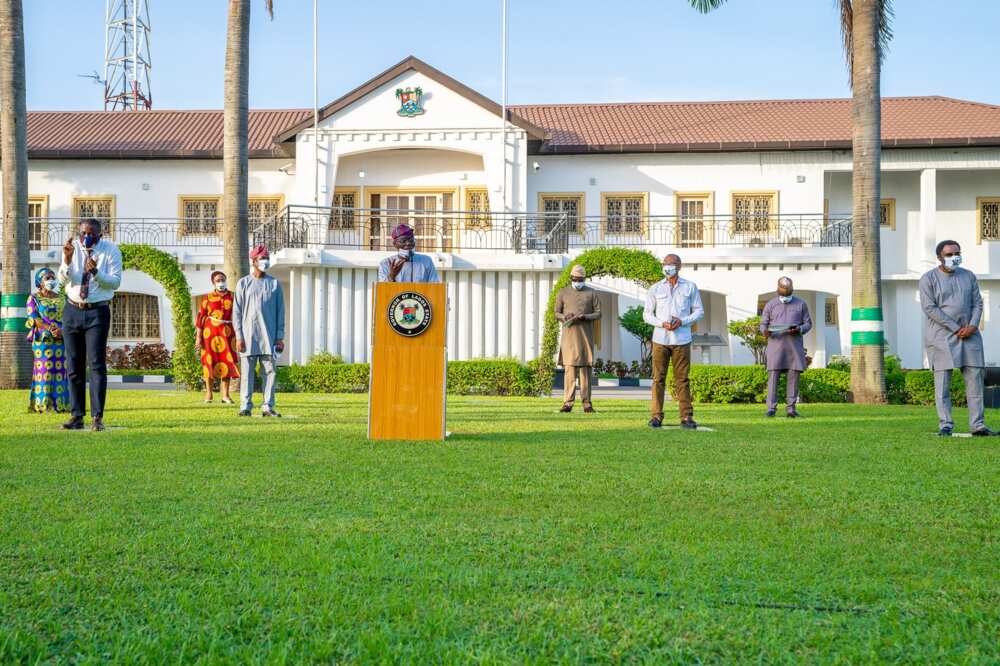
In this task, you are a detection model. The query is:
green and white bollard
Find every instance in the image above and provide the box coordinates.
[850,307,884,346]
[0,293,29,332]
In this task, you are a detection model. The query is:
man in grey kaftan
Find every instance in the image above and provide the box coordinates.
[918,240,995,436]
[760,277,813,417]
[233,245,285,417]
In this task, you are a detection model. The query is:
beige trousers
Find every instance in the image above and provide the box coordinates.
[563,366,592,406]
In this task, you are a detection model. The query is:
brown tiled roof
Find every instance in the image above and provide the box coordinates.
[25,108,311,158]
[512,96,1000,153]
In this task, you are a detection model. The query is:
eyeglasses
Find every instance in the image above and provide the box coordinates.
[942,252,961,258]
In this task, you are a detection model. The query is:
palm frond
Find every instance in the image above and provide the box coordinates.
[839,0,893,88]
[687,0,729,13]
[264,0,274,20]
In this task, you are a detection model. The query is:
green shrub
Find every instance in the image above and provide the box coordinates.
[727,316,767,365]
[799,368,851,403]
[826,355,851,373]
[662,365,852,404]
[276,357,541,396]
[904,370,967,407]
[309,352,345,365]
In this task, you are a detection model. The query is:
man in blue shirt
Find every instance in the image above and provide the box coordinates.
[377,224,441,283]
[643,253,704,429]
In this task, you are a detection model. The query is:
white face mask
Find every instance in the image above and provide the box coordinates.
[779,295,792,304]
[398,248,414,260]
[215,281,227,292]
[571,281,585,291]
[663,265,678,278]
[943,255,962,270]
[42,279,58,292]
[256,259,270,272]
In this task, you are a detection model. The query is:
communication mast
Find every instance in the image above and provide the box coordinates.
[103,0,152,110]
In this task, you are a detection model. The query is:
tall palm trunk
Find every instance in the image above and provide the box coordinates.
[223,0,250,283]
[0,0,32,389]
[848,0,887,403]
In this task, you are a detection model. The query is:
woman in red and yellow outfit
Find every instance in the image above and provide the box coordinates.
[196,271,240,403]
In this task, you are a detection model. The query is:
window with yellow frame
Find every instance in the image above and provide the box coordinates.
[978,197,1000,242]
[464,188,491,230]
[601,192,647,236]
[879,199,896,230]
[178,196,220,236]
[330,188,359,230]
[73,195,116,238]
[28,195,48,251]
[249,195,284,228]
[731,191,778,241]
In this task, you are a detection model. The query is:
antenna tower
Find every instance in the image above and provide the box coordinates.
[103,0,152,110]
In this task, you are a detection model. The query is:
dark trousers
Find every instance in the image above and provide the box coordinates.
[63,302,111,418]
[651,342,693,420]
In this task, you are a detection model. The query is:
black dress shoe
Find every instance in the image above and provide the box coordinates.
[583,404,596,414]
[938,426,953,437]
[91,417,106,432]
[262,409,282,418]
[680,418,698,430]
[648,417,662,428]
[62,416,84,430]
[971,427,997,437]
[786,409,801,418]
[765,408,776,417]
[237,410,251,417]
[559,404,573,413]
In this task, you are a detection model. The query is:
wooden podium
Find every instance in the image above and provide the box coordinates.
[368,282,447,441]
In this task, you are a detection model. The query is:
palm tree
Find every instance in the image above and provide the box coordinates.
[222,0,274,283]
[0,0,32,389]
[688,0,891,403]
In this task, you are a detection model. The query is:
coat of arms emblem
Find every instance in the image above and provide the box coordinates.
[388,292,432,336]
[394,86,424,117]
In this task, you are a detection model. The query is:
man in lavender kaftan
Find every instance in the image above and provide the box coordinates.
[760,277,812,418]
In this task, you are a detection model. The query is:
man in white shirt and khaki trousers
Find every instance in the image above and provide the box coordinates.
[643,254,704,429]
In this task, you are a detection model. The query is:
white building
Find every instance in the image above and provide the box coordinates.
[9,56,1000,369]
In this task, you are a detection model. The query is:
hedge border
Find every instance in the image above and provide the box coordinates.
[120,244,201,389]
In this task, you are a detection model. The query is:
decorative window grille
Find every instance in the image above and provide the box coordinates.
[465,189,491,229]
[110,293,161,340]
[880,199,895,229]
[604,195,644,234]
[732,193,776,237]
[541,196,581,233]
[73,197,115,238]
[329,190,357,230]
[980,198,1000,241]
[825,299,839,325]
[28,198,46,251]
[180,198,219,236]
[249,197,282,227]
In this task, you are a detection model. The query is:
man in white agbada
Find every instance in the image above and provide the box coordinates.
[233,245,285,418]
[918,239,996,437]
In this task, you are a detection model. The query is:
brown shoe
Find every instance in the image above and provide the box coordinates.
[62,416,84,430]
[559,404,573,413]
[91,417,106,432]
[583,404,596,413]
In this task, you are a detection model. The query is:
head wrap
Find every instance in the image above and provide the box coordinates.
[391,224,414,241]
[210,270,226,283]
[34,267,54,288]
[249,245,269,260]
[570,265,586,278]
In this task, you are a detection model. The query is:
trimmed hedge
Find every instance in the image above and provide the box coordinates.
[664,365,852,404]
[903,370,967,407]
[120,244,201,389]
[277,358,539,396]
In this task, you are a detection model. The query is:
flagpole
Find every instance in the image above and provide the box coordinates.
[500,0,508,213]
[313,0,319,206]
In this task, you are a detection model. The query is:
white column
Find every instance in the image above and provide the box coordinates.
[524,273,537,359]
[471,271,484,357]
[327,268,340,356]
[813,292,827,368]
[917,168,937,271]
[313,268,325,355]
[511,272,524,360]
[497,271,510,357]
[458,272,471,360]
[339,269,354,361]
[288,268,300,364]
[446,272,457,360]
[350,269,366,363]
[837,291,852,357]
[484,271,497,358]
[363,270,375,363]
[300,268,314,363]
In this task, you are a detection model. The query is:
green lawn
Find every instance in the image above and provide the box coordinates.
[1,391,998,663]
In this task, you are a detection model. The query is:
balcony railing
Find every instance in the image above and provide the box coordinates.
[15,208,852,254]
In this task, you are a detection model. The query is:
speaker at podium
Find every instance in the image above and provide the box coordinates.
[368,282,447,441]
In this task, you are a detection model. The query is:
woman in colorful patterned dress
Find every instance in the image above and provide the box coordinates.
[196,271,240,403]
[25,268,69,413]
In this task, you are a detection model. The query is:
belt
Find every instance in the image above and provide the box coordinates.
[68,299,110,310]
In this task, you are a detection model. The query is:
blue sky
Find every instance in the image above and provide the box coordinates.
[23,0,1000,111]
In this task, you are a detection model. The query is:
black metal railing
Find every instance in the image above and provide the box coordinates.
[13,208,852,254]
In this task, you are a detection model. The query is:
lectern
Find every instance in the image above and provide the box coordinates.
[368,282,447,441]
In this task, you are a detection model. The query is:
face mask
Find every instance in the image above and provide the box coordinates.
[779,295,792,304]
[663,265,678,278]
[944,255,962,270]
[398,248,414,260]
[256,259,270,272]
[42,279,57,292]
[80,233,98,249]
[571,281,585,291]
[215,282,227,292]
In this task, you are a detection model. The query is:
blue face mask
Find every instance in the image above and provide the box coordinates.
[81,233,98,249]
